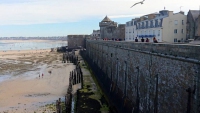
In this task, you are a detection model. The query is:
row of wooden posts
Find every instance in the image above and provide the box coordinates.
[56,50,83,113]
[62,50,78,65]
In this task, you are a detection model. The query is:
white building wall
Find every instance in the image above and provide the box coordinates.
[125,10,187,43]
[137,28,162,42]
[162,13,187,42]
[125,21,136,41]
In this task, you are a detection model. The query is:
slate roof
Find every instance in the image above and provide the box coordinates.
[189,10,200,21]
[101,16,112,22]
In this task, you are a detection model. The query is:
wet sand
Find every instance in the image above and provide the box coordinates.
[0,49,74,112]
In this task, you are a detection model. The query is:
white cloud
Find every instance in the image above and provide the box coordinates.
[0,0,199,25]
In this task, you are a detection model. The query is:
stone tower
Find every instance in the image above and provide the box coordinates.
[99,16,117,39]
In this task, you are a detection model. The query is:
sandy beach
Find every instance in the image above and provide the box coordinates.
[0,49,75,112]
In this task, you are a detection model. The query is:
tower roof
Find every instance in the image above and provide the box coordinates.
[101,16,112,22]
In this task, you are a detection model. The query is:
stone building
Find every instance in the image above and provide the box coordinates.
[91,30,100,39]
[67,35,90,49]
[187,10,200,40]
[195,15,200,40]
[99,16,125,40]
[125,10,187,43]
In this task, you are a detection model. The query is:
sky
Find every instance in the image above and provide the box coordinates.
[0,0,199,37]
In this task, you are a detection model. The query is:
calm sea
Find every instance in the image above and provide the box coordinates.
[0,40,68,51]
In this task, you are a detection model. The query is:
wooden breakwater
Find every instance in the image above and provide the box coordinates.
[55,50,83,113]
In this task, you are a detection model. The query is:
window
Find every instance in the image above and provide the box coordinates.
[182,20,184,25]
[181,29,184,33]
[174,38,177,42]
[158,30,160,36]
[133,28,134,33]
[153,30,155,35]
[174,29,178,34]
[152,21,155,27]
[174,20,178,25]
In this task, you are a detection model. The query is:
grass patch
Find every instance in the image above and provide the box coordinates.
[100,104,109,112]
[44,103,56,112]
[79,88,90,93]
[89,92,102,100]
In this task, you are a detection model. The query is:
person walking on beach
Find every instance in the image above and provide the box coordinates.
[42,73,44,78]
[39,74,40,78]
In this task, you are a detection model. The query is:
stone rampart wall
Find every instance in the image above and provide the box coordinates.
[86,40,200,113]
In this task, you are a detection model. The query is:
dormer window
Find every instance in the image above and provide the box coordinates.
[153,20,155,27]
[146,21,148,28]
[137,23,139,28]
[158,20,160,26]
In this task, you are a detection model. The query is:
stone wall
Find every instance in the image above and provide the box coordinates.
[86,40,200,113]
[68,35,89,49]
[100,24,125,40]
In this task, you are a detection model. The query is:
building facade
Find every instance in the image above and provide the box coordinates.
[187,10,200,40]
[196,15,200,40]
[91,30,100,39]
[99,16,125,40]
[125,10,187,43]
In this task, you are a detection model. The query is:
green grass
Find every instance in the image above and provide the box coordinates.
[100,104,109,112]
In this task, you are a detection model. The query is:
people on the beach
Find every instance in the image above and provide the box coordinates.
[42,73,44,78]
[153,37,158,43]
[39,74,40,78]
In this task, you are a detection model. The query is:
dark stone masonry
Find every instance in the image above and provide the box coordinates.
[85,40,200,113]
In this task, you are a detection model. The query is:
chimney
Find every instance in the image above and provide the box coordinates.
[148,14,155,20]
[179,11,184,15]
[140,16,144,21]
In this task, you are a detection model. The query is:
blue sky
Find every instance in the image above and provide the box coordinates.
[0,0,199,37]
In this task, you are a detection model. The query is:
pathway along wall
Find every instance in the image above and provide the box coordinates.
[86,40,200,113]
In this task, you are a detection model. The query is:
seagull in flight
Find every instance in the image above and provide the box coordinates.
[130,0,145,8]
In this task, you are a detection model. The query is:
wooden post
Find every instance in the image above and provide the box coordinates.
[56,100,59,113]
[74,71,76,85]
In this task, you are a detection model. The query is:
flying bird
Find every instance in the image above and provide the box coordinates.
[130,0,145,8]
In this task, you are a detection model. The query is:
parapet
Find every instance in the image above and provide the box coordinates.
[86,40,200,62]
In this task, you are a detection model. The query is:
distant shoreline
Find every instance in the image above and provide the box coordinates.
[0,39,67,42]
[0,40,67,51]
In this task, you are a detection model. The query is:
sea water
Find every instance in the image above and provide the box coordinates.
[0,40,68,51]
